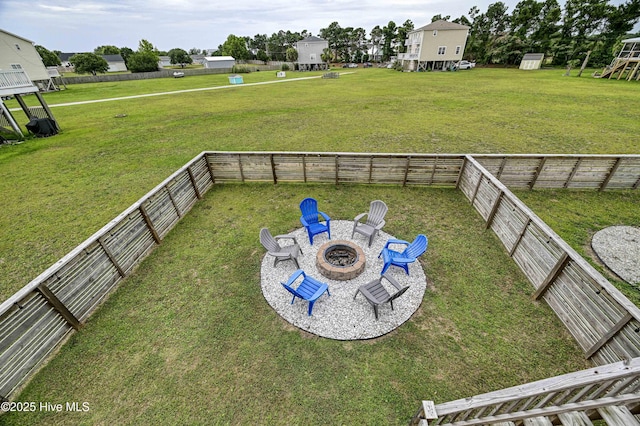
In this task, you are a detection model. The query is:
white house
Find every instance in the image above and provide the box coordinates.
[203,56,235,69]
[295,36,329,71]
[399,20,470,71]
[0,29,51,87]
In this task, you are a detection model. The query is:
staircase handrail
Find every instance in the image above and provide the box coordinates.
[411,357,640,425]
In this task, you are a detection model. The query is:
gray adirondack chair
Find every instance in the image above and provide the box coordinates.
[353,273,409,320]
[351,200,388,247]
[260,228,303,269]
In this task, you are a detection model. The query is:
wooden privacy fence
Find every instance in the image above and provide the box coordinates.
[0,154,213,400]
[458,155,640,365]
[1,151,639,402]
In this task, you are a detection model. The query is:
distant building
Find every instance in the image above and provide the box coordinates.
[295,36,329,71]
[59,52,128,73]
[0,29,51,87]
[399,20,470,71]
[520,53,544,70]
[203,56,235,69]
[158,56,172,68]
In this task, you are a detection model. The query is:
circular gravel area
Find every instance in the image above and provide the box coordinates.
[260,220,428,340]
[592,226,640,285]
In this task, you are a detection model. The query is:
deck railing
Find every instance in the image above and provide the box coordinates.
[1,151,639,403]
[411,357,640,425]
[0,70,38,96]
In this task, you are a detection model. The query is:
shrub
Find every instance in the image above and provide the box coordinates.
[231,65,251,73]
[281,63,290,71]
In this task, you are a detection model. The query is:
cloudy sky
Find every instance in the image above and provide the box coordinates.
[0,0,636,53]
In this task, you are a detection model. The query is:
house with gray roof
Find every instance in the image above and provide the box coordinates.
[295,36,329,71]
[399,20,470,71]
[58,52,127,72]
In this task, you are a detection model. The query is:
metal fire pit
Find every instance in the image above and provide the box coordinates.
[316,240,366,281]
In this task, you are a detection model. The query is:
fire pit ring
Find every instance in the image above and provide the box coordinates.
[316,240,366,281]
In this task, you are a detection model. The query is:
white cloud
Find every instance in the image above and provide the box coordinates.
[1,0,637,52]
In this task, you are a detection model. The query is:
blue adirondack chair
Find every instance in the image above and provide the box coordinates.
[299,197,331,245]
[281,270,330,316]
[379,234,428,275]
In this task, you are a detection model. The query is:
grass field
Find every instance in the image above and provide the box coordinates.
[0,68,638,424]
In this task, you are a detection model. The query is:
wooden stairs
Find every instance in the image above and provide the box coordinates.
[411,358,640,426]
[598,58,640,81]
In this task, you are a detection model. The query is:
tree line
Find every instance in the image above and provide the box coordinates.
[36,0,639,75]
[212,0,639,67]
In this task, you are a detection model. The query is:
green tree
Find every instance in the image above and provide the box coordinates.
[397,20,414,54]
[370,25,383,62]
[168,48,193,68]
[69,52,109,75]
[138,39,157,54]
[432,14,452,22]
[126,39,160,73]
[119,47,134,66]
[320,22,343,61]
[285,47,298,62]
[94,45,120,55]
[321,47,333,65]
[127,52,159,72]
[256,49,269,63]
[35,45,61,67]
[188,48,201,55]
[221,34,250,60]
[381,21,398,61]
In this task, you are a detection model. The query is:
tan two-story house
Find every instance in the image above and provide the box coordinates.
[399,20,470,71]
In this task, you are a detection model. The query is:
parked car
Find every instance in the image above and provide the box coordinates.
[363,62,372,68]
[342,63,358,68]
[173,71,185,78]
[456,60,476,70]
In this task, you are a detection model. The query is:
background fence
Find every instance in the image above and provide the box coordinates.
[1,151,639,401]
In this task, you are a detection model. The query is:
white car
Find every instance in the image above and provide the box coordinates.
[173,71,185,78]
[456,60,476,70]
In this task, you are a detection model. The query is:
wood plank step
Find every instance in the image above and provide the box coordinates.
[558,411,594,426]
[492,422,516,426]
[523,417,553,426]
[597,406,640,426]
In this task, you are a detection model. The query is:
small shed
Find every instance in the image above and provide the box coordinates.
[520,53,544,70]
[203,56,235,69]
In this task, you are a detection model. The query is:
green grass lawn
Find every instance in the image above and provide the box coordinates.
[515,189,640,305]
[0,184,591,425]
[0,68,638,424]
[1,68,638,302]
